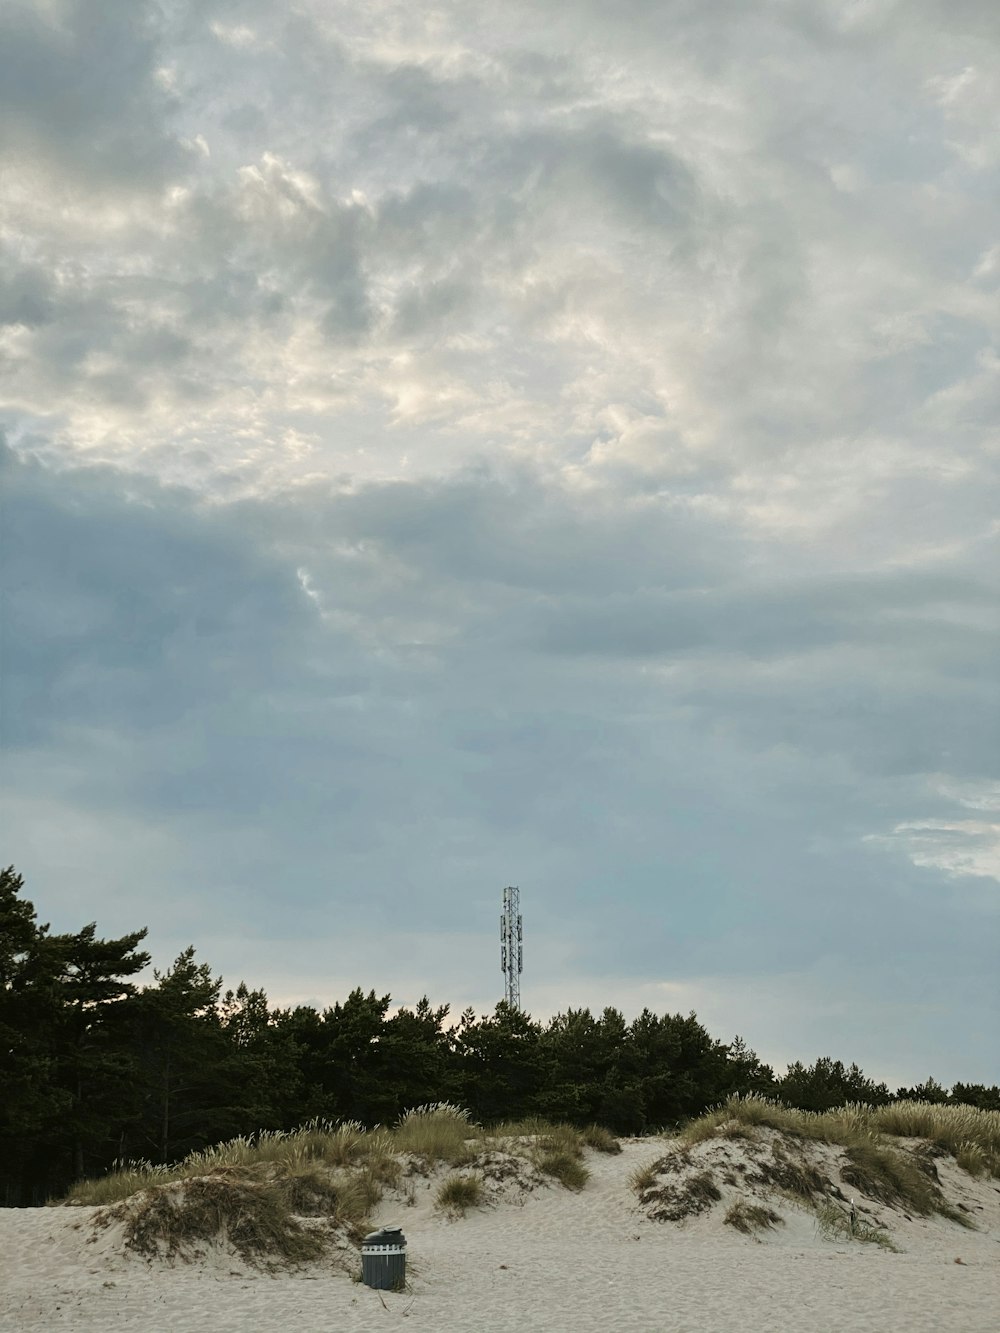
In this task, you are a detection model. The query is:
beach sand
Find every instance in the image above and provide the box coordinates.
[2,1137,996,1332]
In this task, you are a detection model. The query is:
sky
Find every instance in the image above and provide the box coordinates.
[1,0,998,1089]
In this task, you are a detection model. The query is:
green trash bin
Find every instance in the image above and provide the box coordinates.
[361,1225,406,1291]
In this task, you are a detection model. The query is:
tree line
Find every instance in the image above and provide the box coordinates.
[2,867,996,1205]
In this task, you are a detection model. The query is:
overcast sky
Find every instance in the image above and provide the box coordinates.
[1,0,998,1088]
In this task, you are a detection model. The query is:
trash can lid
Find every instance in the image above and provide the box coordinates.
[362,1226,406,1247]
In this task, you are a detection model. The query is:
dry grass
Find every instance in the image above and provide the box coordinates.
[750,1141,832,1203]
[393,1104,476,1165]
[814,1200,897,1251]
[482,1119,591,1191]
[629,1160,662,1194]
[724,1200,784,1236]
[678,1098,982,1231]
[536,1149,589,1191]
[95,1176,329,1269]
[682,1096,1000,1177]
[636,1167,722,1222]
[435,1173,485,1216]
[870,1102,1000,1176]
[581,1124,622,1154]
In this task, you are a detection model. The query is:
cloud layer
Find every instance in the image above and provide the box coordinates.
[1,0,997,1084]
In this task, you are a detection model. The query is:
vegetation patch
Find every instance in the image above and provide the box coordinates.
[840,1142,973,1227]
[435,1173,485,1216]
[537,1149,589,1191]
[638,1169,722,1222]
[96,1176,329,1269]
[629,1160,663,1194]
[748,1141,832,1203]
[724,1201,784,1236]
[581,1124,622,1154]
[681,1096,1000,1179]
[393,1104,476,1165]
[814,1201,897,1251]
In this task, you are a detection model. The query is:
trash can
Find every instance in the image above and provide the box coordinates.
[361,1226,406,1291]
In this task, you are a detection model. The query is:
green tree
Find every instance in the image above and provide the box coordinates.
[454,1003,547,1123]
[0,868,151,1198]
[778,1057,890,1111]
[130,948,235,1162]
[893,1076,950,1104]
[219,983,304,1132]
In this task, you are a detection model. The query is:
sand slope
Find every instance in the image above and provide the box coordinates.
[2,1137,997,1333]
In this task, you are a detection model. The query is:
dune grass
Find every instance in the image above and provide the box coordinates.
[581,1124,622,1154]
[724,1200,784,1236]
[682,1095,1000,1178]
[676,1094,989,1228]
[634,1166,722,1222]
[95,1175,330,1268]
[629,1160,662,1194]
[814,1200,897,1251]
[61,1105,609,1228]
[394,1103,476,1165]
[435,1173,485,1215]
[536,1149,589,1190]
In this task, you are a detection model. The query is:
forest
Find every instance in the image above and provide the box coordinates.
[3,866,997,1206]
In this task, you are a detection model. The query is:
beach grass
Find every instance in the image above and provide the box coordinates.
[813,1200,898,1251]
[681,1096,1000,1178]
[95,1175,329,1268]
[60,1105,610,1221]
[435,1173,485,1215]
[723,1200,784,1236]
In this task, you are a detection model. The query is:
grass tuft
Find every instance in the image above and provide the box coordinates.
[814,1200,897,1251]
[393,1104,476,1165]
[435,1173,485,1216]
[629,1160,663,1194]
[638,1168,722,1222]
[537,1149,589,1191]
[724,1201,784,1236]
[581,1124,622,1154]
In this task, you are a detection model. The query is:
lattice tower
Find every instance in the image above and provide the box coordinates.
[500,885,523,1009]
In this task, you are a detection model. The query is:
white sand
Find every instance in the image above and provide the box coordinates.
[2,1138,997,1332]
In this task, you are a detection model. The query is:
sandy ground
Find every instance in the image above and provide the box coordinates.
[2,1138,997,1333]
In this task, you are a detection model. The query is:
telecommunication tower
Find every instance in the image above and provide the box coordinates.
[500,885,523,1009]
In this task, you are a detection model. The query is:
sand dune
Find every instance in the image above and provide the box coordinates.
[2,1135,997,1332]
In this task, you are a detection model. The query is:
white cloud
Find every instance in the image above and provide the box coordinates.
[1,1,998,1083]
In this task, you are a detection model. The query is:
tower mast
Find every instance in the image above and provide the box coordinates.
[500,885,523,1009]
